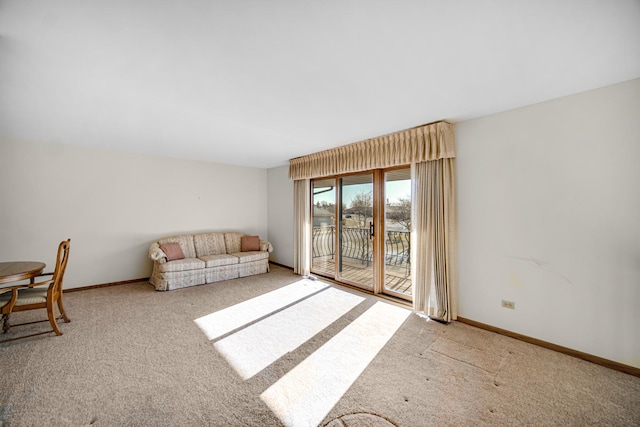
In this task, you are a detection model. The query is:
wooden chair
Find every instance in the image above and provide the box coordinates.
[0,239,71,340]
[0,288,18,332]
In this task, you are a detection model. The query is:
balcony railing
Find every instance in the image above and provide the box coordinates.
[312,225,410,272]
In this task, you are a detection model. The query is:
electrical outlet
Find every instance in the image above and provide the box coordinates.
[501,300,515,309]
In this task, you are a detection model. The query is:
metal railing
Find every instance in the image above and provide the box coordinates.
[340,226,372,265]
[384,230,411,267]
[312,225,410,271]
[312,226,335,259]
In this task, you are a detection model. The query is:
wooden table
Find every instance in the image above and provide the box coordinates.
[0,262,46,336]
[0,261,46,286]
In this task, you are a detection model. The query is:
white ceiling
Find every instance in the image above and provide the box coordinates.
[1,0,639,169]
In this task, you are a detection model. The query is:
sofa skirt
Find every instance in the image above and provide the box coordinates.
[150,259,270,291]
[205,265,239,283]
[238,259,269,277]
[151,266,207,291]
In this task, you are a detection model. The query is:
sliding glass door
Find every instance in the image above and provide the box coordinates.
[311,179,336,277]
[383,169,412,299]
[337,174,374,289]
[311,168,412,301]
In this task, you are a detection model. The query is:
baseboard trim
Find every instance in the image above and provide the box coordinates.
[64,277,149,293]
[269,261,294,270]
[456,316,640,378]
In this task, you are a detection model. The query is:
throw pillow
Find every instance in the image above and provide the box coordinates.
[240,235,260,252]
[159,243,185,261]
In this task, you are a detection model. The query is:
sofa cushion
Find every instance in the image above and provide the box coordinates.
[159,243,185,261]
[224,232,244,254]
[241,235,260,252]
[194,232,227,257]
[232,251,269,263]
[200,254,239,268]
[158,258,205,273]
[158,235,197,259]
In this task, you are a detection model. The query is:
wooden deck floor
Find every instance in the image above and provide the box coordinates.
[311,256,412,298]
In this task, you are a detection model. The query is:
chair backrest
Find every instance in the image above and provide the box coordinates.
[51,239,71,293]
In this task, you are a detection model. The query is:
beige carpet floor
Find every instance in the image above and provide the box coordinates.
[1,265,639,426]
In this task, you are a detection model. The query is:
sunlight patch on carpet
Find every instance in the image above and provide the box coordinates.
[260,301,410,427]
[194,279,328,340]
[214,287,365,380]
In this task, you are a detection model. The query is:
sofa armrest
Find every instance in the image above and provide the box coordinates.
[260,239,274,253]
[149,242,167,264]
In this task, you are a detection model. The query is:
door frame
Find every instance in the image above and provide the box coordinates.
[310,166,412,302]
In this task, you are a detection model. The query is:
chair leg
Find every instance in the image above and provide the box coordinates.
[57,294,70,323]
[1,313,10,333]
[47,299,62,336]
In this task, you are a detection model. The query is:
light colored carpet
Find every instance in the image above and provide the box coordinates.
[325,413,396,427]
[1,265,639,426]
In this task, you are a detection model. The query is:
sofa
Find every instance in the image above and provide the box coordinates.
[148,231,273,291]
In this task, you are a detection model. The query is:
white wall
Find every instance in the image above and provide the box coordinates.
[267,165,294,267]
[264,79,640,368]
[456,78,640,368]
[0,138,268,289]
[5,79,636,368]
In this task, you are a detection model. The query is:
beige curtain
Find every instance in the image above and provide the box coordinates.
[412,159,457,322]
[289,122,454,180]
[293,179,311,276]
[290,121,457,318]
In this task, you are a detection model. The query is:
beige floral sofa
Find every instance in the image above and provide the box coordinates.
[148,231,273,291]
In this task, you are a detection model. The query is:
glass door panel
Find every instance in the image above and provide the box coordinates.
[337,174,374,289]
[383,169,412,300]
[310,168,413,302]
[311,179,336,276]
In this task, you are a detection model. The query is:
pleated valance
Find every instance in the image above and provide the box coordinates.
[289,121,455,180]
